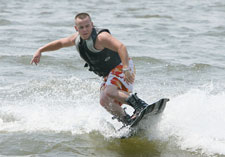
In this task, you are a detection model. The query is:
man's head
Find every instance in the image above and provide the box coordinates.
[74,13,93,40]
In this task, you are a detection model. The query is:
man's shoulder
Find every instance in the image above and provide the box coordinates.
[97,31,111,41]
[70,32,79,45]
[95,27,110,34]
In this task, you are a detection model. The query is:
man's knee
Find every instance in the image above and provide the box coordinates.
[100,96,106,107]
[100,90,110,107]
[100,87,115,107]
[104,86,117,99]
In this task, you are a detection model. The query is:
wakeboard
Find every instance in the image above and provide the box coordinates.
[129,98,169,128]
[118,98,169,132]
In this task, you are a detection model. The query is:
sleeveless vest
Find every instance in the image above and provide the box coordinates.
[75,28,121,77]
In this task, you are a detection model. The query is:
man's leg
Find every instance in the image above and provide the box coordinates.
[100,85,150,124]
[100,85,131,124]
[99,59,149,125]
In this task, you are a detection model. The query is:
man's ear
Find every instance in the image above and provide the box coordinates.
[74,25,78,31]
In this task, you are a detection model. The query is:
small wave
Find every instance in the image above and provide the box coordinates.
[0,55,35,65]
[133,56,224,74]
[0,77,123,135]
[0,75,135,139]
[0,19,12,25]
[134,14,173,19]
[0,54,81,69]
[189,63,212,70]
[0,112,18,123]
[137,55,224,70]
[143,88,225,156]
[1,71,225,155]
[133,56,167,65]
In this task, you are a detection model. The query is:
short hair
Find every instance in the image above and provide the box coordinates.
[75,12,91,21]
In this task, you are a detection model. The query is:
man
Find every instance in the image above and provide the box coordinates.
[31,13,149,125]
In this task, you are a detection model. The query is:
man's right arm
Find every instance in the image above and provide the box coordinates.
[30,33,78,65]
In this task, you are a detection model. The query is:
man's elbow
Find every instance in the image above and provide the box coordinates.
[118,43,127,52]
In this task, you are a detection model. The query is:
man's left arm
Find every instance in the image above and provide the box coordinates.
[97,32,134,84]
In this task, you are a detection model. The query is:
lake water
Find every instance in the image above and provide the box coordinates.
[0,0,225,156]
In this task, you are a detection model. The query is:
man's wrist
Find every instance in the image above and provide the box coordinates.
[37,48,43,54]
[122,67,130,72]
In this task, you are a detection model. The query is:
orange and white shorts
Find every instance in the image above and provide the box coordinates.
[101,59,135,94]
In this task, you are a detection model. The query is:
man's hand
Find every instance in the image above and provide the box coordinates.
[124,70,135,84]
[30,50,41,65]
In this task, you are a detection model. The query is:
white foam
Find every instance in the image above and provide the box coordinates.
[1,77,225,155]
[144,88,225,155]
[0,77,125,137]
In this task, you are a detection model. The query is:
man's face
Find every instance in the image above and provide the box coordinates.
[75,16,93,40]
